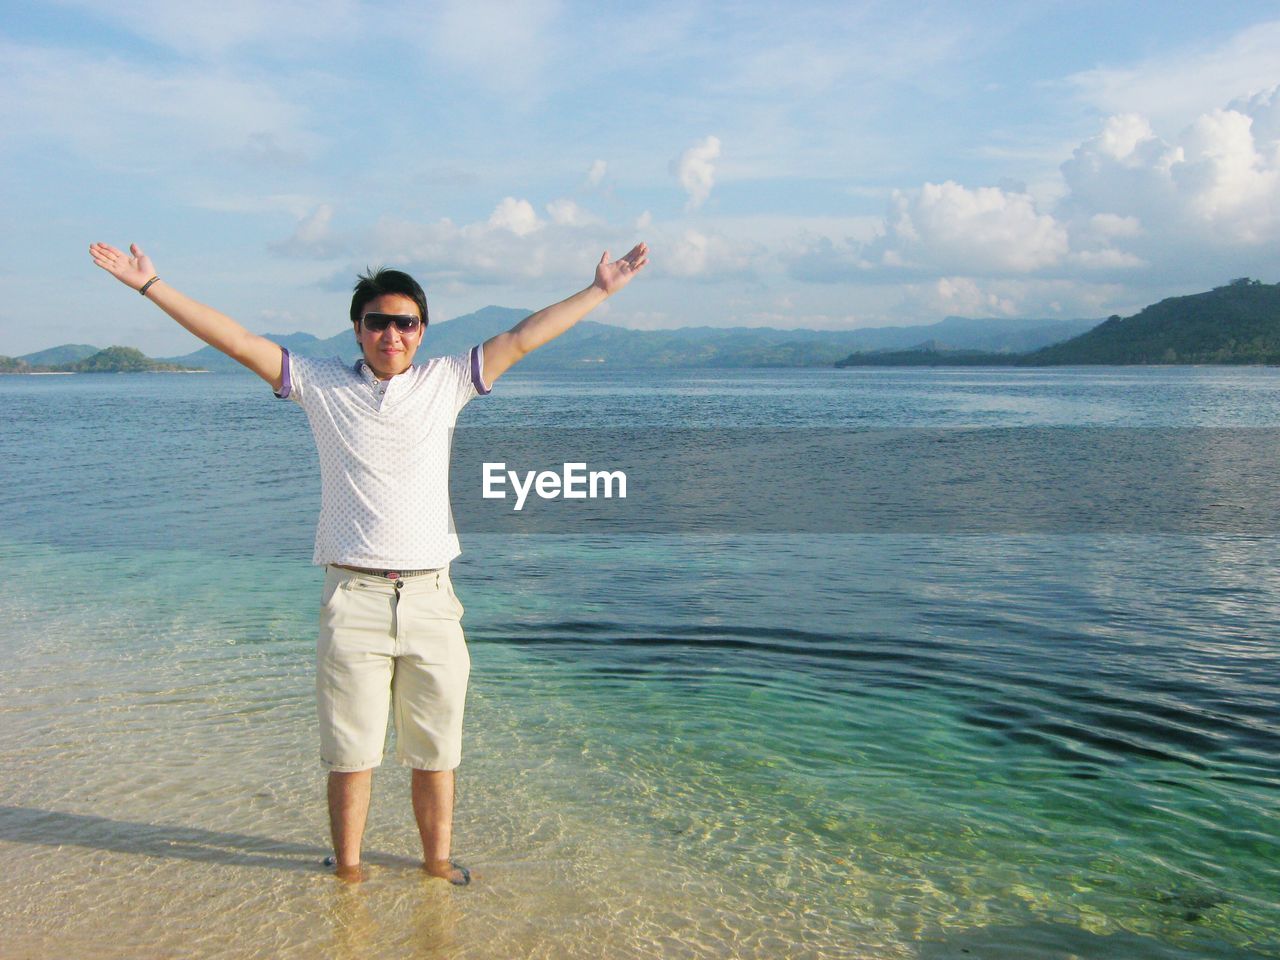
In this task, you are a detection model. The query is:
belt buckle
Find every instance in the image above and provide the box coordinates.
[382,570,401,579]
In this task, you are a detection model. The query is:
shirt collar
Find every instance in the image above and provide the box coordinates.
[355,358,414,383]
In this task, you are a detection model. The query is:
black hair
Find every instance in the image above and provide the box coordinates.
[350,267,429,328]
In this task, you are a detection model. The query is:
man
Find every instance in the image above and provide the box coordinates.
[88,239,648,883]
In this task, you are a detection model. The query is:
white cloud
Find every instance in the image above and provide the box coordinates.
[1089,213,1142,238]
[545,198,597,228]
[666,230,711,277]
[1061,87,1280,246]
[293,204,335,245]
[786,84,1280,293]
[1068,248,1146,271]
[674,135,721,211]
[1096,114,1162,164]
[272,203,346,258]
[586,159,608,187]
[370,215,548,284]
[254,187,641,293]
[1176,109,1277,234]
[363,197,647,290]
[931,277,1019,317]
[870,181,1069,274]
[902,277,1129,323]
[656,227,762,280]
[488,197,542,236]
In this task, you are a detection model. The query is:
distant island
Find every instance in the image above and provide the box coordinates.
[837,279,1280,367]
[0,346,201,374]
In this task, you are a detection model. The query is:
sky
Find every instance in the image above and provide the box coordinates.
[3,0,1280,356]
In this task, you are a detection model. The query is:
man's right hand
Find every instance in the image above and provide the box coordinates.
[86,240,285,391]
[89,242,156,292]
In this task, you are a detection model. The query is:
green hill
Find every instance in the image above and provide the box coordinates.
[1026,279,1280,365]
[69,346,201,373]
[20,343,101,366]
[1,346,201,373]
[835,346,1019,367]
[837,279,1280,367]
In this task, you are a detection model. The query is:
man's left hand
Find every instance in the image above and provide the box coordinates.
[593,242,649,296]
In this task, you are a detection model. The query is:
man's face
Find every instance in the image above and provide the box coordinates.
[355,293,424,380]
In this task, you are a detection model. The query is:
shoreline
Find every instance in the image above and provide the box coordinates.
[1,368,208,375]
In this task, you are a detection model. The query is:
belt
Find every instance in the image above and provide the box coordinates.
[332,564,441,579]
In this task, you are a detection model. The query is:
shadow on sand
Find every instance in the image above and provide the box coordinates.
[0,805,417,873]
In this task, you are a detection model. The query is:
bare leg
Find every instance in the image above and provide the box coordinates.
[328,769,373,882]
[412,768,468,884]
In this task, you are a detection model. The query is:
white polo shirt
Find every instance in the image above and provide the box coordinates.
[276,346,491,569]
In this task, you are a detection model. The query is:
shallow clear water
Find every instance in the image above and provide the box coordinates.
[1,367,1278,959]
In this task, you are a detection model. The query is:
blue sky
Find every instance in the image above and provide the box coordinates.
[3,1,1279,356]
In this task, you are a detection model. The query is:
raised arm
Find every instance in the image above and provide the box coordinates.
[88,242,284,391]
[480,242,648,385]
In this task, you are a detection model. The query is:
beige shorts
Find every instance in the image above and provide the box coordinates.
[317,565,470,772]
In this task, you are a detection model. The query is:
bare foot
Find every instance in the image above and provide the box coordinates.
[333,862,368,883]
[422,859,471,886]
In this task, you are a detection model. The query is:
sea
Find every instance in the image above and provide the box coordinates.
[0,365,1277,960]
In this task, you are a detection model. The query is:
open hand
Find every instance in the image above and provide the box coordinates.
[593,242,649,296]
[89,242,155,291]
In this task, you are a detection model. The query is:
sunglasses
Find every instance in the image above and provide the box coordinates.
[361,313,423,333]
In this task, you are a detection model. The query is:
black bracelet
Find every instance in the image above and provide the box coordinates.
[139,276,160,296]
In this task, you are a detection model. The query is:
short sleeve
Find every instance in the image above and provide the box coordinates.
[470,344,492,397]
[273,348,295,400]
[274,350,318,405]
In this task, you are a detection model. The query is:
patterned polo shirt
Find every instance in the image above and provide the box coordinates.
[276,345,491,569]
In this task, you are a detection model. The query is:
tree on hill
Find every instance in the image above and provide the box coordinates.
[1026,279,1280,365]
[833,279,1280,367]
[70,347,198,372]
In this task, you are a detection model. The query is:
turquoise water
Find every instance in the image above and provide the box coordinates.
[1,367,1278,959]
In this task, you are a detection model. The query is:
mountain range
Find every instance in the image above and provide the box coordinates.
[149,308,1097,372]
[15,280,1277,372]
